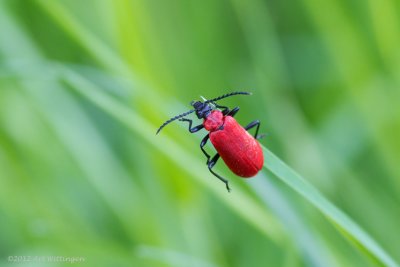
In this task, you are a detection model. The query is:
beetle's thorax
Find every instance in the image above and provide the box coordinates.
[203,110,224,132]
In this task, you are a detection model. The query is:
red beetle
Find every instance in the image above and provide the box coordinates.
[156,92,264,192]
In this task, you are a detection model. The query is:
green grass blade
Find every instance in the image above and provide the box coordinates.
[262,147,399,267]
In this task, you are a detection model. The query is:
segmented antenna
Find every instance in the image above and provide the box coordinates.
[156,109,195,134]
[205,91,251,103]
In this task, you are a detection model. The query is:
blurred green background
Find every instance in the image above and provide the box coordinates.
[1,0,400,266]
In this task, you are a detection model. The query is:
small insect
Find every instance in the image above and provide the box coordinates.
[156,92,264,192]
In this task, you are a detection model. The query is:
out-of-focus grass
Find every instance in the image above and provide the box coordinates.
[1,0,400,267]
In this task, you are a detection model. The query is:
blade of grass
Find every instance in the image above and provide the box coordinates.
[262,147,399,267]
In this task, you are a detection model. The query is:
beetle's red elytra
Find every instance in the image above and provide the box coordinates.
[208,112,263,177]
[156,92,264,192]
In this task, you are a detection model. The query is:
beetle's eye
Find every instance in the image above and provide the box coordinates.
[190,100,195,106]
[191,101,203,109]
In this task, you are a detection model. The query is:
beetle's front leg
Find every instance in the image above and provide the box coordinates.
[179,118,204,133]
[226,106,240,117]
[213,102,230,115]
[213,102,240,117]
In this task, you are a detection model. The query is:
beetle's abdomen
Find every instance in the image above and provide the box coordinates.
[210,116,263,177]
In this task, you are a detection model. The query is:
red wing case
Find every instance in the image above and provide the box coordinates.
[209,116,264,177]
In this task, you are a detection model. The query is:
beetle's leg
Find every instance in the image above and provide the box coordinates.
[208,154,231,192]
[213,102,236,116]
[179,118,204,133]
[213,102,240,117]
[200,134,211,159]
[245,120,264,139]
[200,134,231,192]
[212,102,230,115]
[226,106,240,117]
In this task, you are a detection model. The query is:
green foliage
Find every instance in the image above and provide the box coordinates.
[1,0,399,266]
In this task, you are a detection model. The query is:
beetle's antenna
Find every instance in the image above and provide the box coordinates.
[205,91,251,103]
[156,110,195,134]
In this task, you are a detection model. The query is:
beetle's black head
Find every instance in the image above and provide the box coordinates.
[190,100,214,119]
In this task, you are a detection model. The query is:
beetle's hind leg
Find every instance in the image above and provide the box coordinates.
[200,134,231,192]
[245,120,265,140]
